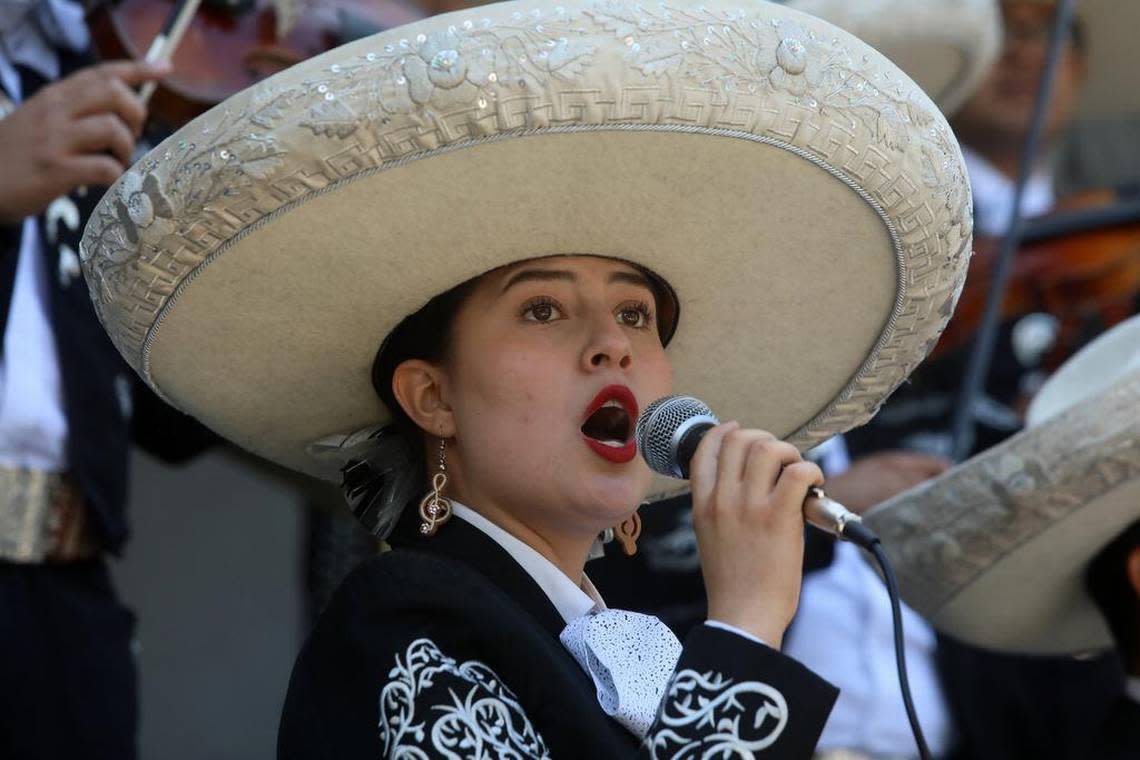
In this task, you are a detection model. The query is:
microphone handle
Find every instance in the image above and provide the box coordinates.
[676,421,716,479]
[668,420,876,546]
[804,487,877,547]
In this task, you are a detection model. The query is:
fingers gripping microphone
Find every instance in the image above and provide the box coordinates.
[638,396,929,758]
[635,395,876,546]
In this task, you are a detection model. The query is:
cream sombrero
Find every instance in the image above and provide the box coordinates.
[864,315,1140,655]
[79,0,972,488]
[786,0,1002,115]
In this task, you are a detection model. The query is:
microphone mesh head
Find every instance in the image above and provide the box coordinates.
[636,395,718,476]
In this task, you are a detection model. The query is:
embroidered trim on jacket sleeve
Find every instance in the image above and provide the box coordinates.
[379,637,551,759]
[644,668,789,758]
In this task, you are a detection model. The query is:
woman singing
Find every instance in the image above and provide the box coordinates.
[283,253,840,756]
[77,0,972,756]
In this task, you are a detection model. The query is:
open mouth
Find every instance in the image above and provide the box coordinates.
[580,385,639,464]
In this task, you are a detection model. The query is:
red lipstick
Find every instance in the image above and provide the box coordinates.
[580,384,639,464]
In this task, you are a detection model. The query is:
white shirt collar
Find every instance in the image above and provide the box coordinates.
[1125,676,1140,707]
[960,144,1055,238]
[451,501,603,624]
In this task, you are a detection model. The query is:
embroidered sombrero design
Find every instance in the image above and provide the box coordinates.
[865,315,1140,655]
[80,0,973,489]
[787,0,1001,115]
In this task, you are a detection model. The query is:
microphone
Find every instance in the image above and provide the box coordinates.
[635,395,876,546]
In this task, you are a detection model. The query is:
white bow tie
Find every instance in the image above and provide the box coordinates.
[560,608,682,738]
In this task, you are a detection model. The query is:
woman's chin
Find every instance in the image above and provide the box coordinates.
[577,470,649,519]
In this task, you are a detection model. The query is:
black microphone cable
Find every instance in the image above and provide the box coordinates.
[834,521,934,760]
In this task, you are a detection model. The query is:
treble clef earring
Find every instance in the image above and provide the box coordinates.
[613,502,646,556]
[418,434,453,537]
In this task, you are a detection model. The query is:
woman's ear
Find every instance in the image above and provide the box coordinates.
[1126,546,1140,600]
[391,359,455,437]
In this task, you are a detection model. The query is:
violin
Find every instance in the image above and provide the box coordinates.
[933,189,1140,369]
[86,0,430,128]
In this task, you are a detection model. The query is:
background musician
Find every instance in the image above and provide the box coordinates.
[0,2,214,756]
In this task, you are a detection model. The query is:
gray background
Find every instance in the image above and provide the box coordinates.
[111,449,307,760]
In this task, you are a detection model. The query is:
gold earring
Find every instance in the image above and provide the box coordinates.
[614,507,643,556]
[418,435,453,537]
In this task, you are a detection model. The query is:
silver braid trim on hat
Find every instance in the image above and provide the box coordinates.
[307,424,420,538]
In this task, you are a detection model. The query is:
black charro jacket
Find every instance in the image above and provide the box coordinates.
[279,506,838,758]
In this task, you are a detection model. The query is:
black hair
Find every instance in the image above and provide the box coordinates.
[1086,518,1140,663]
[371,280,478,437]
[338,280,478,538]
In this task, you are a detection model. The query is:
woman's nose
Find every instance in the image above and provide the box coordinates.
[583,317,632,371]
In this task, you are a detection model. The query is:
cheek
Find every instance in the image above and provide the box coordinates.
[454,347,570,439]
[639,347,673,398]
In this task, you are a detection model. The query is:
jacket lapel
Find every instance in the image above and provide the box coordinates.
[387,504,569,640]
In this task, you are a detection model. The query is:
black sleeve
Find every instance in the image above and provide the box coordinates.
[644,624,838,758]
[282,635,555,758]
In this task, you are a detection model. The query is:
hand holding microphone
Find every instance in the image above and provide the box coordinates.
[637,395,876,544]
[637,397,929,757]
[635,395,878,647]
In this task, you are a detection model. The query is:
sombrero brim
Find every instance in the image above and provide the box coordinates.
[1027,315,1140,426]
[864,366,1140,655]
[80,0,972,488]
[787,0,1001,115]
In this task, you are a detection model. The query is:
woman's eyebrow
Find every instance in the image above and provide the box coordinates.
[608,270,653,290]
[500,269,576,293]
[499,268,651,293]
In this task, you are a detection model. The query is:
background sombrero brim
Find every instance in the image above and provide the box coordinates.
[863,317,1140,655]
[80,0,972,487]
[786,0,1001,115]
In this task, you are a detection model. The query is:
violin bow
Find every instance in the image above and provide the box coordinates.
[138,0,205,105]
[949,0,1078,462]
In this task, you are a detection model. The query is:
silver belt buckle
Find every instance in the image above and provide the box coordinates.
[0,467,56,563]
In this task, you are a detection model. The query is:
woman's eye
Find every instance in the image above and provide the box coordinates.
[522,300,563,322]
[617,303,652,329]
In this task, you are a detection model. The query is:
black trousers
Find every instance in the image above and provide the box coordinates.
[0,559,138,760]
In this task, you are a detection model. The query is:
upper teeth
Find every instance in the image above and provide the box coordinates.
[602,399,624,410]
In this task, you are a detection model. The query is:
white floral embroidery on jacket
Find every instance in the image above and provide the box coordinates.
[644,668,788,758]
[379,638,551,759]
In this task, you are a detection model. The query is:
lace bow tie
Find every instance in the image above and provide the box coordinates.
[560,608,683,738]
